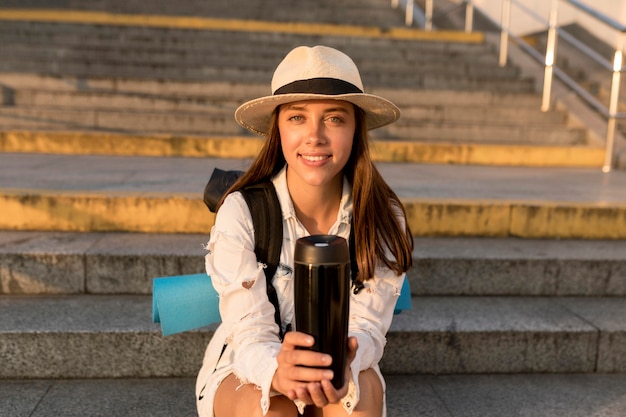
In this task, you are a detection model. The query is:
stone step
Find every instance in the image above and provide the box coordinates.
[0,73,544,107]
[8,89,569,126]
[2,232,625,297]
[0,130,605,167]
[0,12,480,45]
[0,41,502,69]
[0,44,491,80]
[2,75,573,150]
[0,72,585,148]
[0,60,529,92]
[0,19,531,91]
[3,99,565,124]
[5,87,553,127]
[0,294,624,378]
[0,0,408,26]
[399,104,568,125]
[11,89,241,111]
[1,153,624,238]
[0,107,248,136]
[0,42,504,77]
[0,107,584,145]
[0,70,587,145]
[0,22,489,56]
[385,122,586,145]
[4,374,626,417]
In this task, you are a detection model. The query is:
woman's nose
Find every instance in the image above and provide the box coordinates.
[305,120,327,145]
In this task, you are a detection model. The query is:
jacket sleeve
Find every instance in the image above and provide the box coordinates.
[341,209,409,414]
[205,192,282,414]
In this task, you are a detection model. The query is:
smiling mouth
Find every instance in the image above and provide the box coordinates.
[300,154,331,162]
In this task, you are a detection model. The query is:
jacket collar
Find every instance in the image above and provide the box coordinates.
[272,166,353,228]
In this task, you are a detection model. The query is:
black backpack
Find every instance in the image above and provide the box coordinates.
[204,168,360,341]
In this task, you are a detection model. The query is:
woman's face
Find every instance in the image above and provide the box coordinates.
[278,99,355,189]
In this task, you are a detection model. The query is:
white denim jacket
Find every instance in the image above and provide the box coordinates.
[196,167,406,417]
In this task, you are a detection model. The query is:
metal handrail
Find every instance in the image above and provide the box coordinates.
[396,0,474,32]
[566,0,626,32]
[395,0,625,172]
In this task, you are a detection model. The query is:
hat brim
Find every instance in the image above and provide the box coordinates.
[235,93,400,136]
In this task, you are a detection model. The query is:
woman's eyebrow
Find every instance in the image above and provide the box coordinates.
[324,107,350,114]
[284,104,351,113]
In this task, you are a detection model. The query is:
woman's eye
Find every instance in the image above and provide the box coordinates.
[288,115,303,122]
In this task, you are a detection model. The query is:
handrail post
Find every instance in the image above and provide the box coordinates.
[465,1,474,33]
[406,0,414,26]
[391,0,399,9]
[603,48,623,172]
[425,0,433,31]
[541,0,559,112]
[499,0,511,67]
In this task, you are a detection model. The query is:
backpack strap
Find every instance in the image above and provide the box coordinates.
[204,168,245,212]
[239,182,286,340]
[349,220,363,294]
[209,171,362,338]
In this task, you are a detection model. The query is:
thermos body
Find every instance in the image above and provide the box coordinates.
[294,235,350,389]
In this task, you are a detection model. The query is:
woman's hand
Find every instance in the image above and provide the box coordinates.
[272,332,358,408]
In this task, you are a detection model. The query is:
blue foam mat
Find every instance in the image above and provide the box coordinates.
[152,274,412,336]
[152,273,221,336]
[395,277,412,314]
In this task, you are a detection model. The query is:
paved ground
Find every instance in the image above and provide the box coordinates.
[1,153,625,202]
[3,374,626,417]
[2,152,626,238]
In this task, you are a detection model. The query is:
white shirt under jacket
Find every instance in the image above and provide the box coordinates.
[195,166,407,417]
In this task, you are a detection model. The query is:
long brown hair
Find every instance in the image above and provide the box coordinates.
[219,105,413,281]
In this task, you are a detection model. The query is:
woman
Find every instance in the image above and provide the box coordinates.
[196,45,414,417]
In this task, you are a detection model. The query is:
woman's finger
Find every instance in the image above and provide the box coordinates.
[294,385,315,405]
[346,336,358,365]
[281,331,315,350]
[307,381,330,407]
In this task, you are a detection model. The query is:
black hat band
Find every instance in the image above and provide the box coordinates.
[274,77,363,96]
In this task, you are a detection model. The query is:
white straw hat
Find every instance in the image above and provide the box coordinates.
[235,45,400,136]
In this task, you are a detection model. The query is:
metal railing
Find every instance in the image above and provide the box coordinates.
[393,0,474,32]
[394,0,626,172]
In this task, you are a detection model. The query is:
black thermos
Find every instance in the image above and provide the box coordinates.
[294,235,350,389]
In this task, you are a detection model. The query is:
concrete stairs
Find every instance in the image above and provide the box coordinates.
[0,2,608,167]
[1,1,626,416]
[1,153,626,416]
[2,230,626,378]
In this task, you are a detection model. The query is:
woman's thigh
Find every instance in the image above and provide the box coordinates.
[214,373,299,417]
[322,368,383,417]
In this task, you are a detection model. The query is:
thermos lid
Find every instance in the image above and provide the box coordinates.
[294,235,350,265]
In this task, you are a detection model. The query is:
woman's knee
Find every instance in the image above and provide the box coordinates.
[213,374,298,417]
[322,369,383,417]
[350,369,383,416]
